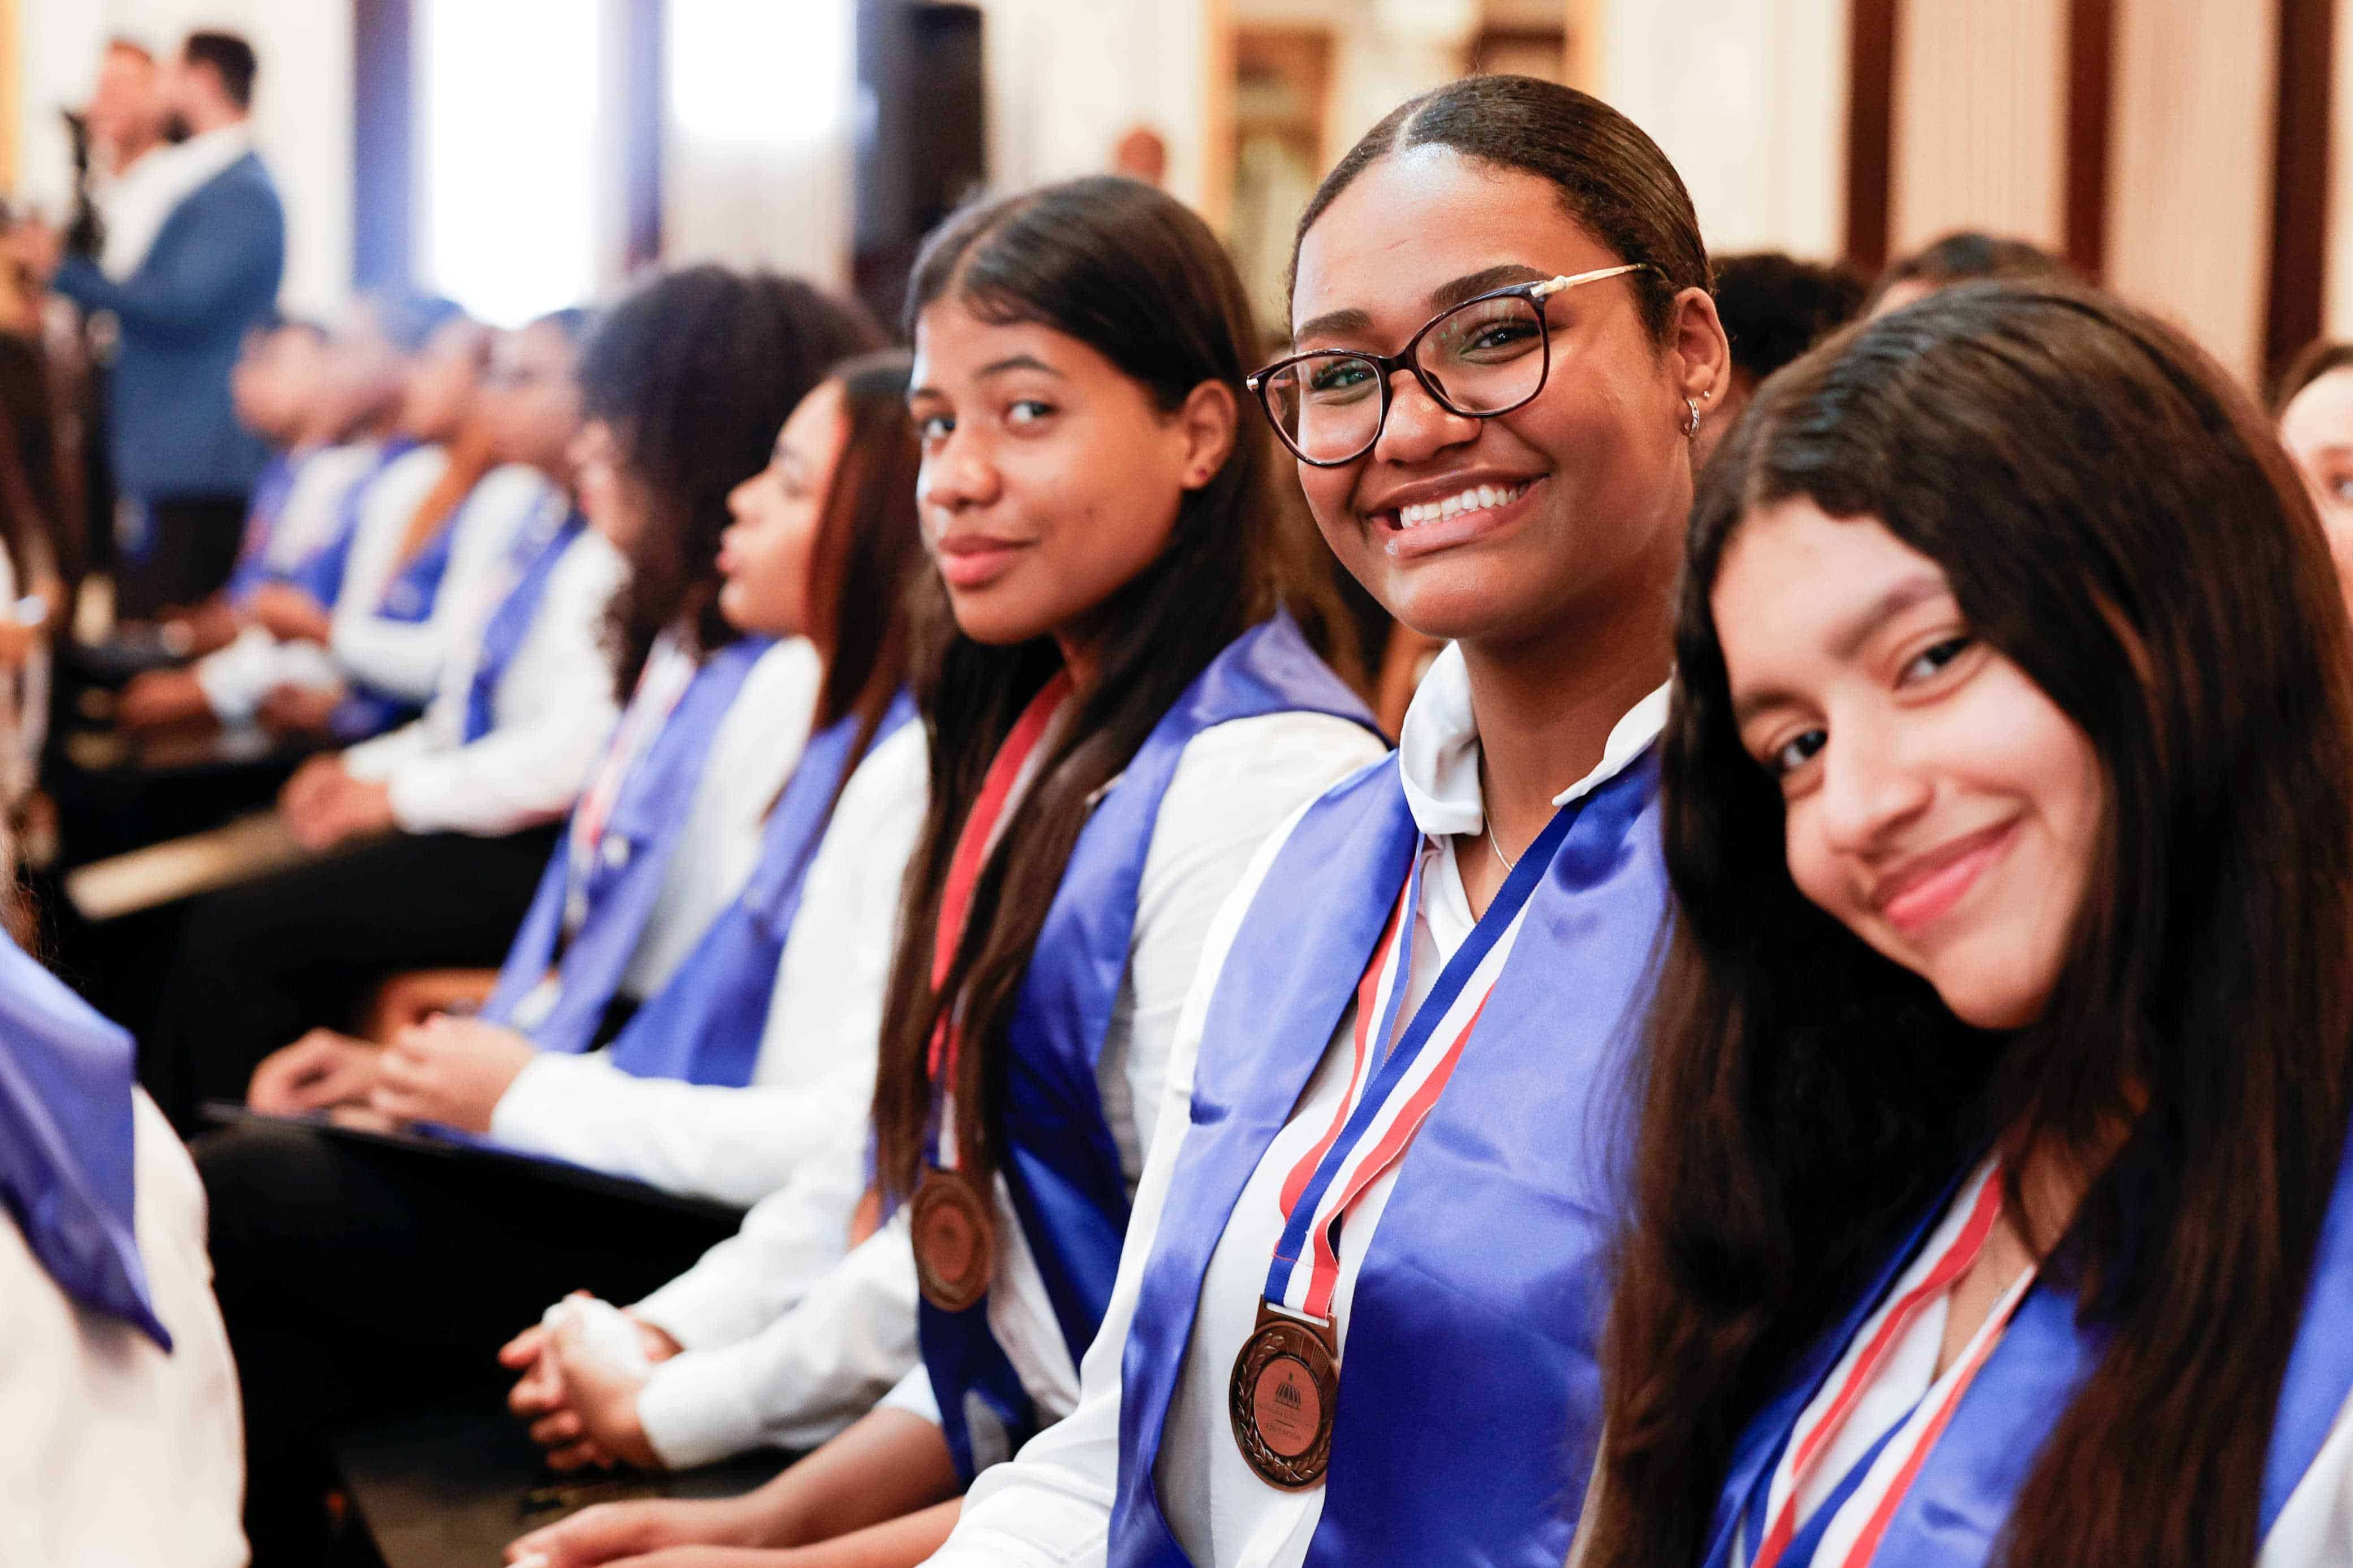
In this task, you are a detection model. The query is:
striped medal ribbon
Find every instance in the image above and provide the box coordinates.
[911,669,1074,1312]
[1746,1163,2036,1568]
[564,638,699,930]
[1229,797,1578,1490]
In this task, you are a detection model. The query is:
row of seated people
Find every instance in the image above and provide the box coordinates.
[18,70,2353,1568]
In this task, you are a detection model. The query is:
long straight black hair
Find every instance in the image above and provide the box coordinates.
[1588,283,2353,1568]
[870,176,1341,1202]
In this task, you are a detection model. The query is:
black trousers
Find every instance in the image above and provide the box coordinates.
[197,1118,742,1567]
[118,492,249,620]
[141,824,561,1130]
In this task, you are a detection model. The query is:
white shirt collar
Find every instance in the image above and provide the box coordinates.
[1395,640,1669,841]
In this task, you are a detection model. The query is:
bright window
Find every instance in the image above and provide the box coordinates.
[415,0,605,326]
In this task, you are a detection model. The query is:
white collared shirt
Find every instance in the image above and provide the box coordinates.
[930,643,1667,1568]
[487,718,929,1207]
[620,706,1387,1470]
[329,462,557,706]
[340,515,627,838]
[1734,1163,2353,1568]
[0,1090,246,1567]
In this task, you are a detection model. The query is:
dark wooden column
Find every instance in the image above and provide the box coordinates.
[2063,0,2114,279]
[1845,0,1899,274]
[2266,0,2334,387]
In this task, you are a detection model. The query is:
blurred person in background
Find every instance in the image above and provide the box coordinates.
[82,38,171,231]
[1865,230,2074,319]
[4,31,285,621]
[2276,340,2353,603]
[1704,251,1866,461]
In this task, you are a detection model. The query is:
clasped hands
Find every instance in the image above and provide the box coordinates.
[245,1012,537,1133]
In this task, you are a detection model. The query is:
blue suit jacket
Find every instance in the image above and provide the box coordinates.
[53,151,286,500]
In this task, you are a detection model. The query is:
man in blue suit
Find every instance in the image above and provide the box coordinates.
[11,32,285,617]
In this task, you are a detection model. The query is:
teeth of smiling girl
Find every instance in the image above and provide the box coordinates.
[1395,482,1528,529]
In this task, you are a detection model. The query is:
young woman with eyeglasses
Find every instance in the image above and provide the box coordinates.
[900,75,1728,1568]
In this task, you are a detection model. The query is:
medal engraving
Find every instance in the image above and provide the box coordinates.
[911,1169,996,1313]
[1229,1305,1339,1489]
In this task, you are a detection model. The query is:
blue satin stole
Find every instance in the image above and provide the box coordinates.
[481,636,776,1056]
[0,928,171,1347]
[286,436,419,608]
[1107,749,1669,1568]
[1701,1135,2353,1568]
[598,690,918,1088]
[327,478,477,741]
[921,614,1380,1482]
[222,450,299,606]
[462,506,585,744]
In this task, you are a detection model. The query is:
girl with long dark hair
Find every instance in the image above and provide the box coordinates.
[1584,284,2353,1568]
[502,175,1383,1568]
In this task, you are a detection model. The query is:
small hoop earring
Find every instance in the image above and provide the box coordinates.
[1683,398,1703,439]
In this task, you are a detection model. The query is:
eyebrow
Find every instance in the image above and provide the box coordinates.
[1729,571,1953,725]
[1293,265,1557,348]
[977,354,1062,380]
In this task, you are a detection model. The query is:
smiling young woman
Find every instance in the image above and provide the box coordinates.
[903,74,1728,1568]
[1584,283,2353,1568]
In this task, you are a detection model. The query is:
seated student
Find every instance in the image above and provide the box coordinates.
[141,314,334,661]
[191,308,503,741]
[0,906,245,1565]
[502,174,1387,1568]
[115,290,460,733]
[1704,252,1865,459]
[1863,230,2072,319]
[1581,286,2353,1568]
[2276,339,2353,594]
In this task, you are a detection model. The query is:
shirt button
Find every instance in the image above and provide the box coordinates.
[603,836,631,870]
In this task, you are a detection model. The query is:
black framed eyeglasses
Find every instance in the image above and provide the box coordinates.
[1247,263,1657,467]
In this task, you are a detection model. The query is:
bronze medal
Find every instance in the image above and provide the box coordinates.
[1228,1302,1340,1489]
[911,1167,996,1312]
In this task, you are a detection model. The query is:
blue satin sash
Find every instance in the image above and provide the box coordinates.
[602,691,917,1086]
[463,504,584,744]
[1107,749,1669,1568]
[481,636,776,1055]
[1705,1135,2353,1568]
[921,614,1379,1481]
[327,486,471,741]
[0,929,170,1347]
[223,450,299,606]
[287,436,417,607]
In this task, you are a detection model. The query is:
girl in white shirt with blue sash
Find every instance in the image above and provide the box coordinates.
[1582,284,2353,1568]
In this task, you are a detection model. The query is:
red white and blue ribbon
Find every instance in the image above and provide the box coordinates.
[1262,799,1580,1321]
[1744,1163,2036,1568]
[926,669,1074,1166]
